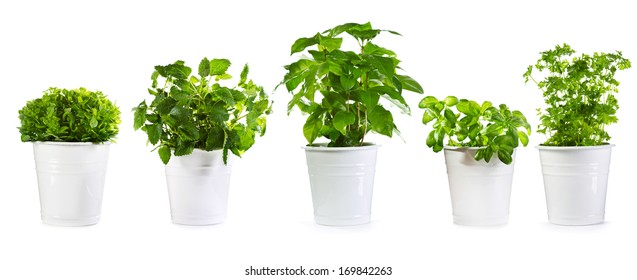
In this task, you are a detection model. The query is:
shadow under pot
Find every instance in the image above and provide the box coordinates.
[443,147,516,226]
[33,142,111,226]
[303,143,379,226]
[537,145,613,226]
[164,149,233,226]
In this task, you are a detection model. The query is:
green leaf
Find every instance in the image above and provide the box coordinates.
[239,64,249,85]
[216,88,235,106]
[396,74,424,94]
[291,35,318,55]
[210,58,231,75]
[158,146,171,164]
[426,130,436,147]
[303,111,324,144]
[422,108,436,124]
[318,35,343,52]
[444,96,459,106]
[443,109,456,125]
[333,111,356,135]
[133,103,147,130]
[174,142,195,156]
[147,123,162,145]
[198,57,210,77]
[368,106,393,137]
[157,98,177,115]
[518,131,529,146]
[419,96,438,108]
[165,62,192,79]
[360,90,380,109]
[366,55,395,78]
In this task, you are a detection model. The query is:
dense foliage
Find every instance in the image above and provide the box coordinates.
[19,87,121,143]
[420,96,531,164]
[281,22,424,147]
[523,43,631,146]
[133,58,272,164]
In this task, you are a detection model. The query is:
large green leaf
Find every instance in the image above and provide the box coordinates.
[291,35,319,55]
[333,111,356,135]
[368,105,393,137]
[210,58,231,75]
[395,74,424,94]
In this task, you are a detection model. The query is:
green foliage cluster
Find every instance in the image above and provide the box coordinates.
[420,96,531,164]
[524,43,631,146]
[281,22,424,147]
[18,87,121,143]
[133,58,272,164]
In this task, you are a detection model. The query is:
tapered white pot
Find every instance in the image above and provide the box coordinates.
[444,147,516,226]
[33,142,110,226]
[303,144,379,226]
[165,149,233,226]
[538,145,613,226]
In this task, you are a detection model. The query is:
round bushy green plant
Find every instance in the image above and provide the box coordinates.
[133,58,272,164]
[420,96,531,164]
[281,22,424,147]
[524,43,631,146]
[18,87,121,143]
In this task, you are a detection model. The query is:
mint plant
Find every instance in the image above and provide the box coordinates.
[133,58,272,164]
[18,87,121,143]
[281,22,424,147]
[523,43,631,146]
[419,96,531,164]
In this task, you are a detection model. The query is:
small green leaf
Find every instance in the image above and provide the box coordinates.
[147,123,161,145]
[239,64,249,85]
[158,146,171,164]
[89,117,98,128]
[318,35,343,52]
[444,96,459,106]
[198,57,210,77]
[419,96,438,108]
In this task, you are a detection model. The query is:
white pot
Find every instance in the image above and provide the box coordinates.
[303,144,379,226]
[33,142,110,226]
[538,145,613,226]
[165,149,233,226]
[444,147,516,226]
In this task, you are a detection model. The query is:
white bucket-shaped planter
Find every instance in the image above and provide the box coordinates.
[33,142,110,226]
[538,145,613,226]
[303,144,379,226]
[165,149,233,226]
[444,147,515,226]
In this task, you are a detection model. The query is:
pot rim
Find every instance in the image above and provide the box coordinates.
[302,142,379,151]
[536,144,615,150]
[33,141,111,146]
[444,146,487,151]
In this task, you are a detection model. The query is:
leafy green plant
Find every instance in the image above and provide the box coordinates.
[281,22,424,147]
[523,43,631,146]
[18,87,121,143]
[419,96,531,164]
[133,58,272,164]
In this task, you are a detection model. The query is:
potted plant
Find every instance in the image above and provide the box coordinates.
[524,43,631,225]
[18,87,121,226]
[419,96,531,226]
[280,22,424,226]
[133,57,271,226]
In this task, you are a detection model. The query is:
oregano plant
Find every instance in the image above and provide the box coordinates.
[523,43,631,146]
[133,58,272,164]
[18,87,121,143]
[280,22,424,147]
[420,96,531,164]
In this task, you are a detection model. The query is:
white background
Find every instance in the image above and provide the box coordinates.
[1,0,636,279]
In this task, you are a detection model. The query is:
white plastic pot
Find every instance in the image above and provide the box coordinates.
[444,147,516,226]
[165,149,233,226]
[538,145,613,226]
[33,142,110,226]
[303,144,379,226]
